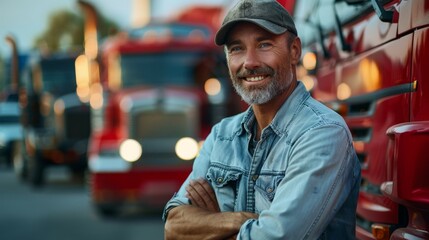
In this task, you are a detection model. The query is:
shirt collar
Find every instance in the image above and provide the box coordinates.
[240,106,255,136]
[239,81,310,137]
[270,81,310,135]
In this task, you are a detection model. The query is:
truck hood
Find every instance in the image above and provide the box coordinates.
[111,85,205,109]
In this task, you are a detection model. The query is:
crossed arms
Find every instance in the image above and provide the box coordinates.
[164,178,258,240]
[164,124,359,239]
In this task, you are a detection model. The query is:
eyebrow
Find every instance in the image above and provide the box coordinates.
[226,34,274,48]
[225,39,241,47]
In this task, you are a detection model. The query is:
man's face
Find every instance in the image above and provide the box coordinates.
[225,22,297,105]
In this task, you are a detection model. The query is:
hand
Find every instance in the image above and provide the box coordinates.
[186,178,220,212]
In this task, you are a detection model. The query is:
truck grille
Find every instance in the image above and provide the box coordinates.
[128,99,199,168]
[134,109,195,138]
[64,105,91,140]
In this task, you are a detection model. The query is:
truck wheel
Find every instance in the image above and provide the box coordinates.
[69,166,86,184]
[95,204,119,218]
[12,141,27,181]
[28,151,45,187]
[4,142,13,168]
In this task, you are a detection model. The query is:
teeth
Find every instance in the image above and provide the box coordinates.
[246,76,265,82]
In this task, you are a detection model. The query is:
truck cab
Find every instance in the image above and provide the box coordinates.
[294,0,429,239]
[78,5,243,216]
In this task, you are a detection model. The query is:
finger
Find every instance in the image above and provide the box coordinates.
[195,178,220,211]
[191,179,216,208]
[190,179,220,212]
[186,180,206,207]
[187,179,220,212]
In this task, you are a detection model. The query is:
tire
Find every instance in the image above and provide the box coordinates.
[69,153,88,184]
[4,142,13,168]
[95,204,119,218]
[27,151,45,187]
[69,166,86,184]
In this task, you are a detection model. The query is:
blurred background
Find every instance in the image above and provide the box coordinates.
[6,1,419,240]
[3,1,428,240]
[0,0,236,239]
[0,0,230,55]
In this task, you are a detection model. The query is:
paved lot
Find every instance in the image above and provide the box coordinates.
[0,167,165,240]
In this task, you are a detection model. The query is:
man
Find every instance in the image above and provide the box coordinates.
[163,0,361,239]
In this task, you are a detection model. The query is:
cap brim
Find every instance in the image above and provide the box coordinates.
[215,18,288,46]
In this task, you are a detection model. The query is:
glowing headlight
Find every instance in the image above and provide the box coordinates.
[175,137,199,161]
[119,139,142,162]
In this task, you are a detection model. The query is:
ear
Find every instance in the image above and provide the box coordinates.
[290,37,302,65]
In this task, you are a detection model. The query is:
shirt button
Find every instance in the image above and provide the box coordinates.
[267,187,273,193]
[252,175,258,181]
[217,177,223,183]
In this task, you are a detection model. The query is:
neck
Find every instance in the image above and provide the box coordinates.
[252,80,297,136]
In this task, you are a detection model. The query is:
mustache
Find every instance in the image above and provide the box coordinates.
[236,66,274,78]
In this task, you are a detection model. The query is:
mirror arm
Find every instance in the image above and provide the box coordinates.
[317,25,331,59]
[371,0,396,23]
[333,4,352,52]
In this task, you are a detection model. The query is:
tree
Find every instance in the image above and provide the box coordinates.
[33,8,118,53]
[34,10,84,53]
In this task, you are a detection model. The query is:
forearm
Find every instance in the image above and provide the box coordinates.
[165,205,257,240]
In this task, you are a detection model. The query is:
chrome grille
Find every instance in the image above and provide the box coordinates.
[134,109,195,138]
[128,94,199,167]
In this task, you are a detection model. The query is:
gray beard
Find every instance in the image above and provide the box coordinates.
[232,76,288,105]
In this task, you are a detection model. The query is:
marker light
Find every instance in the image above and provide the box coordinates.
[175,137,199,161]
[372,224,390,240]
[337,83,351,100]
[302,52,317,71]
[119,139,142,162]
[204,78,221,96]
[54,99,65,115]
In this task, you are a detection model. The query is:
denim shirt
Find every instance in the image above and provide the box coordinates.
[163,82,361,239]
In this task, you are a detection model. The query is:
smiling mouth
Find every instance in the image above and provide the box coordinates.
[243,75,267,82]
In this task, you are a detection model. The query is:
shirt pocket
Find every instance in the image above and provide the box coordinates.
[206,166,242,211]
[254,175,284,214]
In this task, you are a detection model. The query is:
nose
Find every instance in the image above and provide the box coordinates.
[243,49,261,70]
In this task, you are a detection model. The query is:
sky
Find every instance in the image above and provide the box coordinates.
[0,0,231,58]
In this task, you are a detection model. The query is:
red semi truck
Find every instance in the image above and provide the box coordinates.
[293,0,429,239]
[77,3,242,216]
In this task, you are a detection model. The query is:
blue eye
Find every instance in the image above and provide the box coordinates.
[228,46,242,53]
[259,42,272,48]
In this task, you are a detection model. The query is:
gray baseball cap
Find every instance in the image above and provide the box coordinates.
[215,0,297,46]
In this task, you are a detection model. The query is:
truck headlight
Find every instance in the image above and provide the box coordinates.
[175,137,199,161]
[119,139,142,162]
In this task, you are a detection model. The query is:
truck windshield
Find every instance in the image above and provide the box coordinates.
[40,58,77,96]
[0,102,20,123]
[119,51,203,88]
